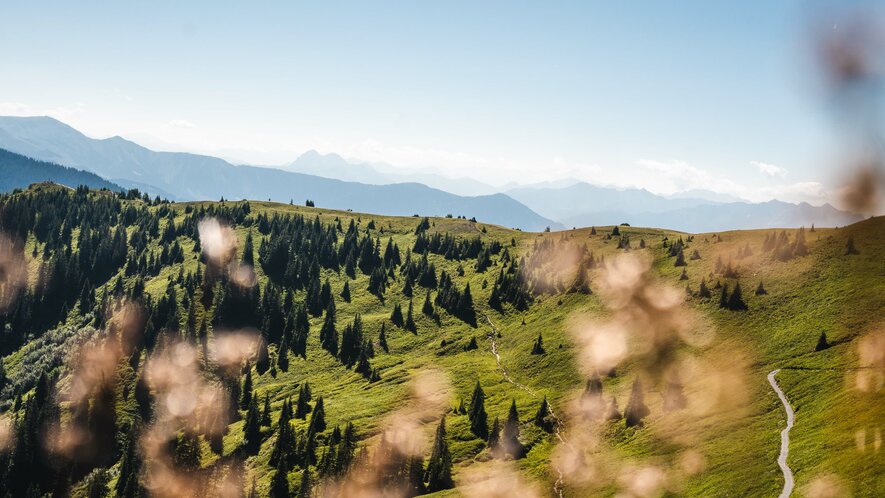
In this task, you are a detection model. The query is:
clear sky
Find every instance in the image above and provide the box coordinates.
[1,1,878,204]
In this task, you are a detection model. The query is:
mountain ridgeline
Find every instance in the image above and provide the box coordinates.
[0,115,863,233]
[506,182,861,232]
[0,116,557,231]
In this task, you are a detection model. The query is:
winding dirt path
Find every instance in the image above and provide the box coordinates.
[767,369,795,498]
[484,314,567,497]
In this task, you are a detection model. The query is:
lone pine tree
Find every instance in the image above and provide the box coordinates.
[531,332,546,355]
[815,331,830,351]
[755,281,767,295]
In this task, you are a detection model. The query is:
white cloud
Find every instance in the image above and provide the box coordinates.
[0,101,85,119]
[0,102,32,115]
[756,181,829,204]
[168,119,196,129]
[633,159,747,196]
[751,160,788,178]
[630,159,832,205]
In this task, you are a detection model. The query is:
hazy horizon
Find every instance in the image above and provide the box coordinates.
[4,1,880,207]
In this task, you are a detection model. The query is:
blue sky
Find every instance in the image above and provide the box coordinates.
[0,1,874,203]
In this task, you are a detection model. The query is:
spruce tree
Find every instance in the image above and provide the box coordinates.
[407,456,426,495]
[815,331,829,351]
[569,267,591,294]
[674,247,687,267]
[501,399,523,457]
[319,301,338,354]
[755,281,767,295]
[262,394,272,427]
[718,283,729,308]
[488,284,502,311]
[422,290,434,316]
[340,281,351,302]
[467,381,488,439]
[295,384,312,419]
[845,236,859,255]
[115,422,141,498]
[534,396,553,432]
[271,399,297,466]
[582,373,605,418]
[464,337,478,351]
[297,469,312,498]
[624,379,649,428]
[0,359,7,392]
[269,458,290,498]
[84,469,111,498]
[405,299,416,333]
[530,332,545,355]
[425,416,454,492]
[309,396,326,433]
[320,278,332,310]
[355,348,372,379]
[378,323,389,353]
[390,303,404,327]
[242,229,255,266]
[240,364,253,410]
[402,277,413,298]
[256,338,270,375]
[277,335,289,372]
[338,313,364,367]
[487,416,501,452]
[727,281,748,311]
[457,283,476,326]
[243,394,262,454]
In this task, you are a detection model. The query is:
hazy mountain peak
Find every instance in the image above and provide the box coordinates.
[0,116,558,231]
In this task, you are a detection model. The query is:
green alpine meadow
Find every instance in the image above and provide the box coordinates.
[0,183,881,496]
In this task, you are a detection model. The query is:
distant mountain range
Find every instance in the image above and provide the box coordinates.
[0,116,556,231]
[506,182,861,232]
[0,148,122,193]
[285,150,499,197]
[287,152,860,231]
[0,115,861,232]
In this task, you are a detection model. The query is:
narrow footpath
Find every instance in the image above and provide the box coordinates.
[767,369,795,498]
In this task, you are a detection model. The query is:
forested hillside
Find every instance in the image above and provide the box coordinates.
[0,184,881,497]
[0,148,122,193]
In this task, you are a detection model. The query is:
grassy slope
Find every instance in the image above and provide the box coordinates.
[3,189,882,496]
[647,219,885,497]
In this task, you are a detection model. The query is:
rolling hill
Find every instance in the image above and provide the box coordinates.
[0,183,881,497]
[0,116,557,231]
